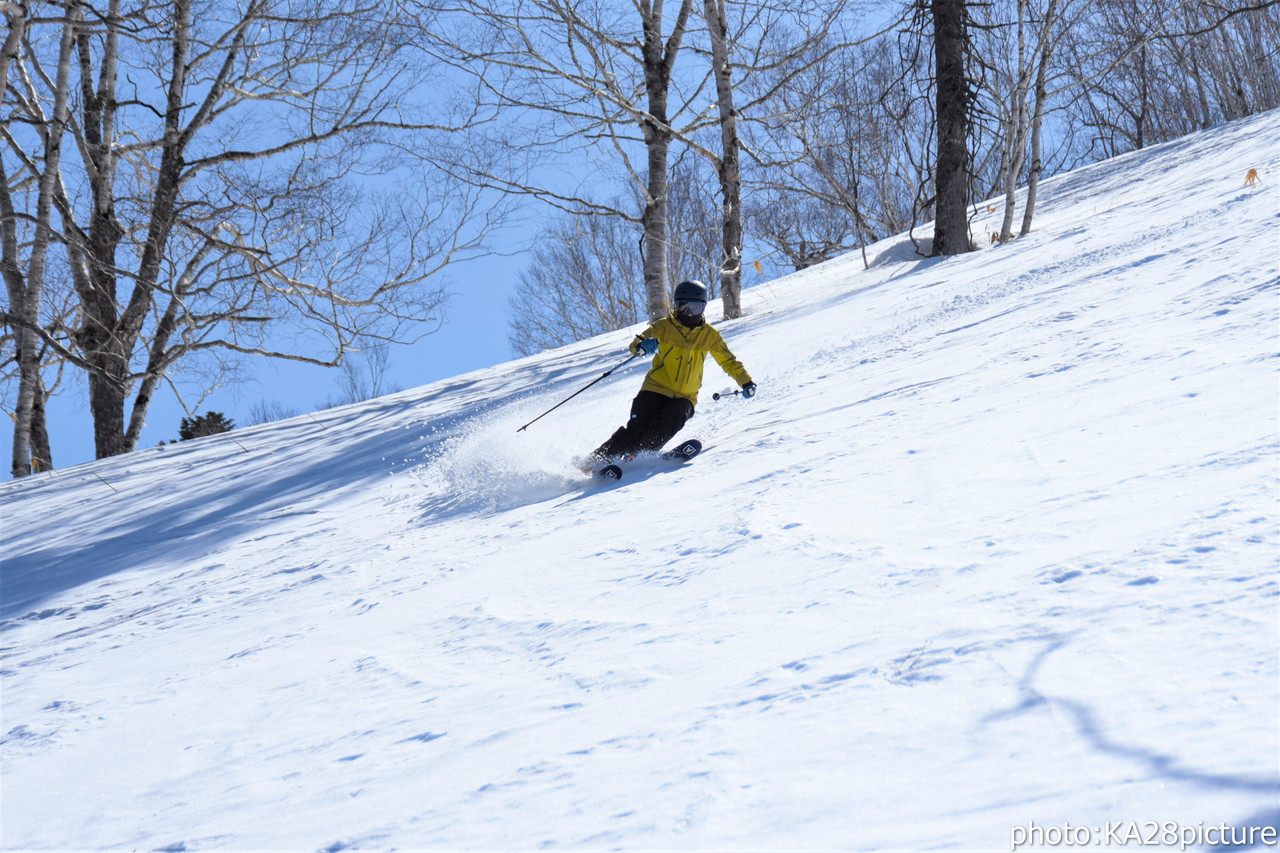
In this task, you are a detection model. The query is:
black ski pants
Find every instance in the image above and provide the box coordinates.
[592,390,694,462]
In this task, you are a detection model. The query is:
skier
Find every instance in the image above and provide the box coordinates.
[583,280,756,469]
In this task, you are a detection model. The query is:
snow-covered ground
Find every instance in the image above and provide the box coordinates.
[2,111,1278,851]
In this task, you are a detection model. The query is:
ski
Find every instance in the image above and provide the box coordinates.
[588,439,703,482]
[660,439,702,462]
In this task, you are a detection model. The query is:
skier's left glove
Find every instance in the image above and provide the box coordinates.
[741,382,757,399]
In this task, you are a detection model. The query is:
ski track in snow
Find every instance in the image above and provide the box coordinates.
[1,111,1278,850]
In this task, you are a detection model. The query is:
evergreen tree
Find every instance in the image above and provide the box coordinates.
[177,412,235,441]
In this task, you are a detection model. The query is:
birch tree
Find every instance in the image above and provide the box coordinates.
[690,0,865,315]
[425,0,697,321]
[1,0,76,476]
[428,0,865,324]
[975,0,1070,241]
[507,157,720,354]
[700,0,744,317]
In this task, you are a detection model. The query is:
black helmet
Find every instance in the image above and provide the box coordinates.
[673,280,708,304]
[672,280,708,327]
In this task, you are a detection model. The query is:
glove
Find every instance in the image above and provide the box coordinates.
[635,338,658,357]
[741,382,757,399]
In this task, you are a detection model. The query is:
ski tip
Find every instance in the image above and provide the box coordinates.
[659,439,702,462]
[674,439,701,458]
[597,464,623,481]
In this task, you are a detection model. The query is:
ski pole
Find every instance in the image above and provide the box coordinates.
[517,353,639,432]
[712,390,741,401]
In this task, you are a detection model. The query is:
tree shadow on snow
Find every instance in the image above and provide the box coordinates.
[984,635,1279,830]
[0,385,515,622]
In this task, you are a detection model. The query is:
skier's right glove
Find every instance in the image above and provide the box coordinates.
[635,338,658,357]
[741,382,757,399]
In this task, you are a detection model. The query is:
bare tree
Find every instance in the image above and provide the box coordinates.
[743,35,928,270]
[509,212,648,357]
[753,0,1276,267]
[684,0,898,312]
[246,398,300,427]
[1017,0,1066,235]
[1,0,76,476]
[1062,0,1279,160]
[974,0,1277,239]
[700,0,744,317]
[429,0,872,327]
[315,343,403,409]
[747,2,984,264]
[665,153,725,289]
[2,0,498,473]
[508,157,720,355]
[927,0,975,255]
[424,0,698,321]
[973,0,1075,241]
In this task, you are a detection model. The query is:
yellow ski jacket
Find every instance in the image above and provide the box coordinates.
[628,314,753,406]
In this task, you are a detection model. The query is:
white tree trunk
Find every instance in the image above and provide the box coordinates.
[999,0,1032,242]
[1021,0,1060,236]
[639,0,695,320]
[4,2,76,477]
[702,0,743,319]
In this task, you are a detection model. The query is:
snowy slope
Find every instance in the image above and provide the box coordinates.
[2,111,1278,851]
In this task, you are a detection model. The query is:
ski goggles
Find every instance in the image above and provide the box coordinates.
[676,300,706,314]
